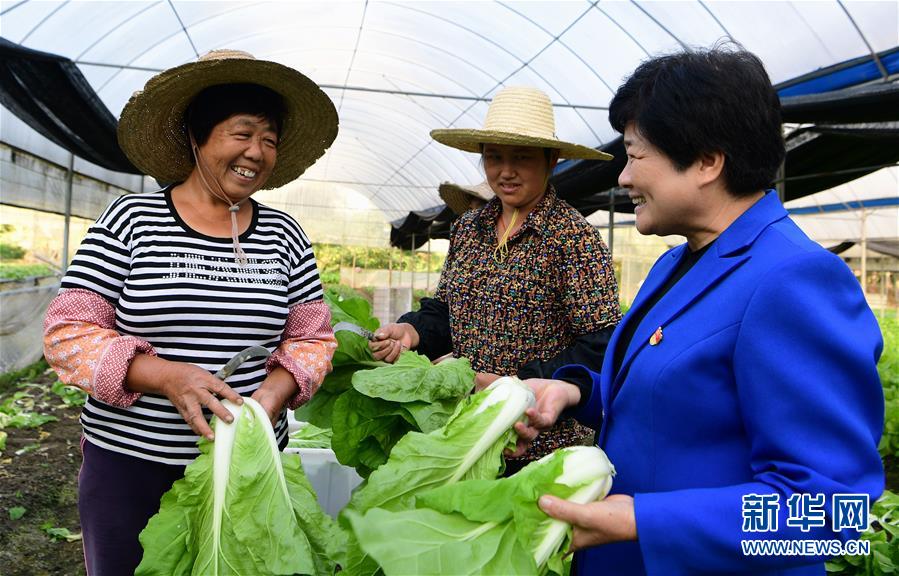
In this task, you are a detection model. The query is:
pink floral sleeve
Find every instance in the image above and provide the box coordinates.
[43,288,155,407]
[266,299,337,409]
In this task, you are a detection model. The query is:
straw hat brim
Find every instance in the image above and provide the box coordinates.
[118,57,338,189]
[438,182,495,216]
[430,129,612,161]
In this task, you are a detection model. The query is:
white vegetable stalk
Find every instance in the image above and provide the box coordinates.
[211,399,243,572]
[532,446,616,568]
[211,398,289,575]
[448,376,535,483]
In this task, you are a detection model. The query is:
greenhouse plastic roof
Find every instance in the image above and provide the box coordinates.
[1,0,897,223]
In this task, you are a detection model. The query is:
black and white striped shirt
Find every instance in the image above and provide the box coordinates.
[61,188,322,465]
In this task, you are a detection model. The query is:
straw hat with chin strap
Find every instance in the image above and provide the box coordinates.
[438,181,495,216]
[117,49,338,189]
[430,86,612,161]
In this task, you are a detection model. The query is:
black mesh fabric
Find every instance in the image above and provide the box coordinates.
[0,37,139,174]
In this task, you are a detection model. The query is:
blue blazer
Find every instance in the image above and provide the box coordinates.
[556,191,884,575]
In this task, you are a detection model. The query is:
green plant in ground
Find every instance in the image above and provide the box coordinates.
[0,390,58,429]
[8,506,26,520]
[0,358,51,393]
[0,242,26,260]
[40,521,81,542]
[0,262,55,280]
[50,380,87,407]
[826,490,899,575]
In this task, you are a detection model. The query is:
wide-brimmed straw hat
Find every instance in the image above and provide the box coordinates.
[438,181,495,216]
[118,49,338,189]
[430,86,612,161]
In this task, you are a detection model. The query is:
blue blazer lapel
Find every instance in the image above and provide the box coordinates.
[601,246,683,409]
[607,191,789,406]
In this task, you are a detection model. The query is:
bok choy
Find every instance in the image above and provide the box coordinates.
[348,446,615,576]
[136,398,343,576]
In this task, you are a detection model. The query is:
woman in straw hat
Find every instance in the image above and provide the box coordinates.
[43,50,338,574]
[371,86,621,473]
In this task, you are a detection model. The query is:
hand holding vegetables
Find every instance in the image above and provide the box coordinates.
[126,355,244,440]
[369,322,419,363]
[538,493,637,551]
[510,378,581,457]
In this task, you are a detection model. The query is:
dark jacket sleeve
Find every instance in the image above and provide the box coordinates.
[397,297,453,361]
[516,326,615,404]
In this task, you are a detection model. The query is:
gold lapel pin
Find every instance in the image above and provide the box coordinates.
[649,326,663,346]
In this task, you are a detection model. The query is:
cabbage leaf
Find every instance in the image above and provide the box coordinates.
[136,398,343,576]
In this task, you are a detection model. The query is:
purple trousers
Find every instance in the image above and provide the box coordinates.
[78,438,185,576]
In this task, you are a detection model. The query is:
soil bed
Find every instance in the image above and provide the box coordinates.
[0,365,85,576]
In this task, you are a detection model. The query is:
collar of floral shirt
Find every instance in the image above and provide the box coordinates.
[475,185,559,241]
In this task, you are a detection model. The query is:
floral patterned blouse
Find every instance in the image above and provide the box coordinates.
[434,186,620,462]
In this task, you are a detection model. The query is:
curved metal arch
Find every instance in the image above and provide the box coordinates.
[489,1,604,143]
[322,147,423,201]
[330,50,489,108]
[76,2,160,60]
[330,139,448,208]
[335,0,369,113]
[166,0,199,58]
[17,0,68,44]
[0,1,28,17]
[591,4,652,57]
[361,28,504,91]
[629,1,691,51]
[373,1,614,191]
[90,2,275,94]
[319,95,475,187]
[498,1,616,95]
[331,124,437,191]
[386,0,604,143]
[697,1,735,43]
[334,95,482,178]
[785,2,838,63]
[837,0,890,79]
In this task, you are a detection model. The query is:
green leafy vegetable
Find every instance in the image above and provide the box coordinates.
[339,377,535,576]
[330,353,475,477]
[41,522,82,542]
[287,423,333,450]
[349,446,615,576]
[137,398,343,576]
[296,291,383,428]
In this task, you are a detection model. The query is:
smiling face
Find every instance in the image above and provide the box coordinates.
[482,144,556,212]
[620,123,708,238]
[194,114,278,202]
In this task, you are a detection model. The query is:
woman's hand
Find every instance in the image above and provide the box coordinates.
[369,323,419,363]
[509,378,581,456]
[129,356,244,441]
[251,367,298,425]
[538,494,637,550]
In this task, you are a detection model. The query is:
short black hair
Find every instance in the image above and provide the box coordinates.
[186,83,286,149]
[608,47,785,197]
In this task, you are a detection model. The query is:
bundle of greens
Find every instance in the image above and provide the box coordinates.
[295,290,384,428]
[348,446,615,576]
[301,289,477,478]
[331,352,476,477]
[339,376,536,576]
[136,398,344,576]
